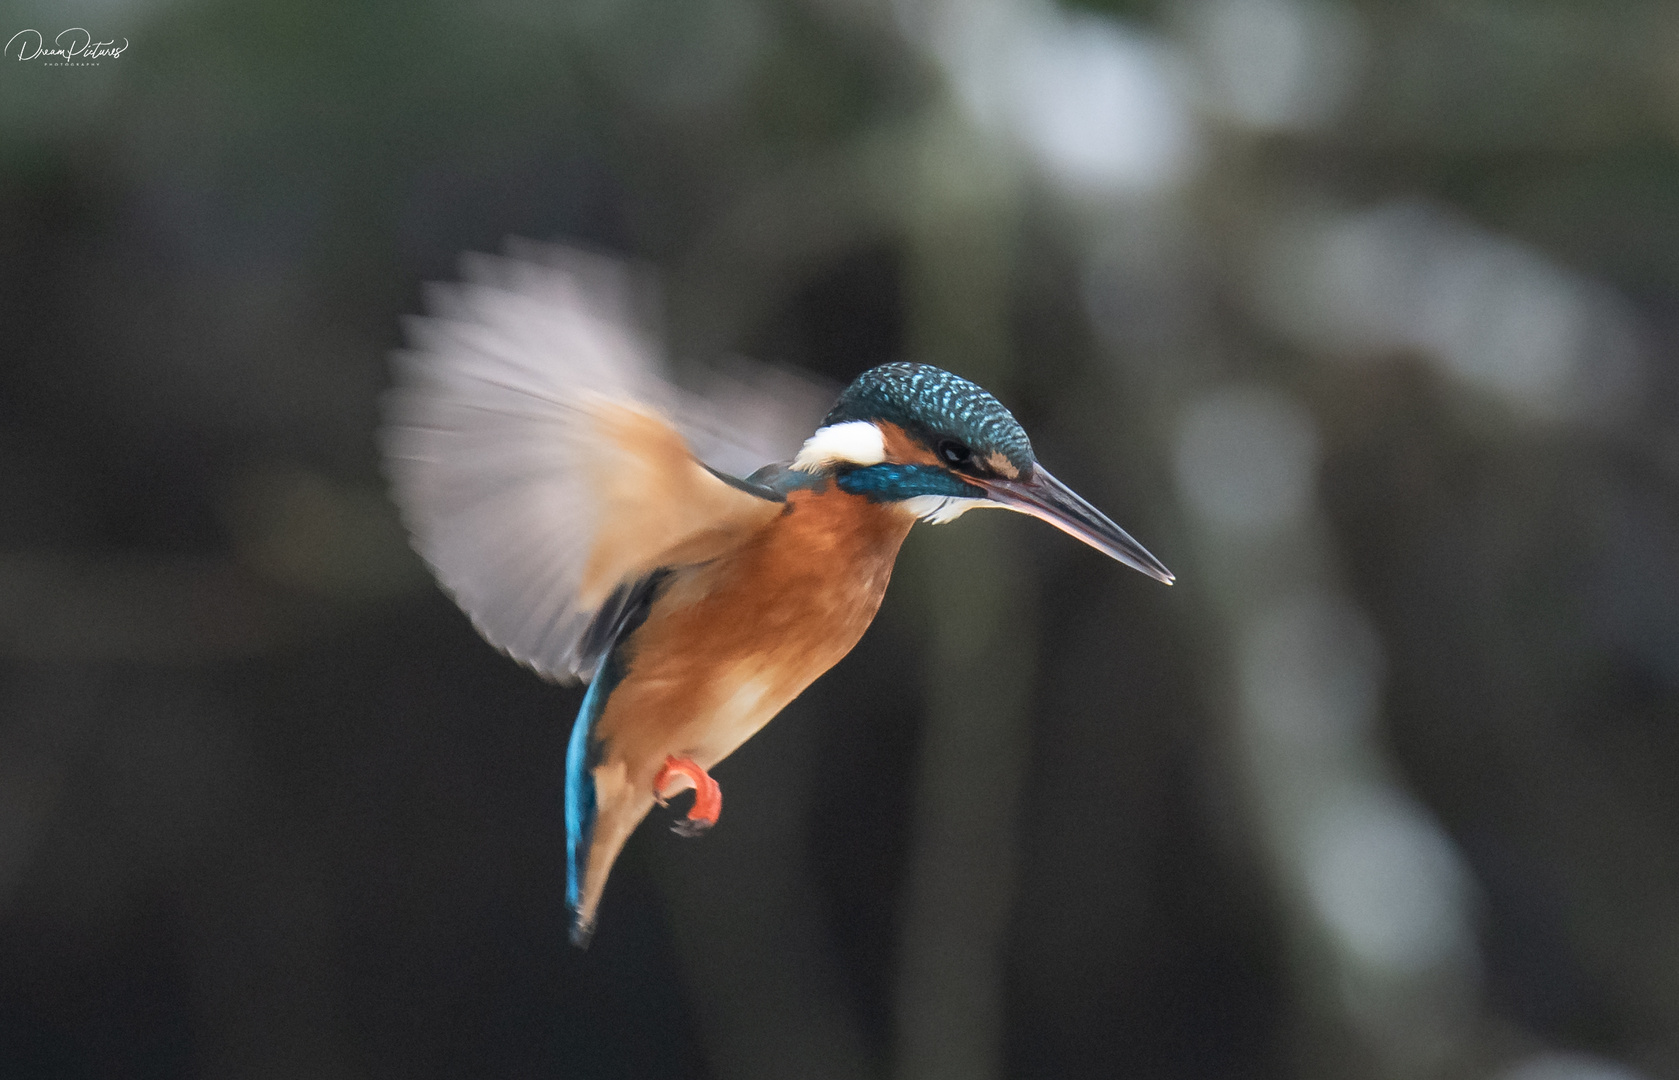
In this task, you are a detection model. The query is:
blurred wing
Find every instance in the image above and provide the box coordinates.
[383,242,815,683]
[668,357,839,481]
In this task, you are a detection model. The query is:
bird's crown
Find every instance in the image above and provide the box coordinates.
[822,363,1035,477]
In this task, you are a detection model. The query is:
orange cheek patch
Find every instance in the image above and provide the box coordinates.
[983,451,1020,479]
[877,422,939,465]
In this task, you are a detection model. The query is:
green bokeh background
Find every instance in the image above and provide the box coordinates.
[5,1,1679,1078]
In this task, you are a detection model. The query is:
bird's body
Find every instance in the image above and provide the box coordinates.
[595,478,909,773]
[572,471,913,928]
[384,243,1172,945]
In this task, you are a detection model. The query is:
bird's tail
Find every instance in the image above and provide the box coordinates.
[562,569,669,946]
[564,671,611,947]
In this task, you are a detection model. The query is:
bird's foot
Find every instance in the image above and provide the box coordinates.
[653,756,721,836]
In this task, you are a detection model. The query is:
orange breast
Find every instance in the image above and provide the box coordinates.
[592,484,913,780]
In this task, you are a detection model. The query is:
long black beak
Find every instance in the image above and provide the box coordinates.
[976,466,1174,584]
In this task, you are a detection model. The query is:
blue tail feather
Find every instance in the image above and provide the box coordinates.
[564,671,607,914]
[562,570,670,947]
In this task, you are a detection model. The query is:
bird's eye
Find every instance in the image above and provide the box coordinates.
[938,440,973,467]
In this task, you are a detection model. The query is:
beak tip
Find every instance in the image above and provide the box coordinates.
[1141,562,1175,586]
[985,467,1177,586]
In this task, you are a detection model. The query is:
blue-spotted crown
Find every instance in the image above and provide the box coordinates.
[823,363,1035,475]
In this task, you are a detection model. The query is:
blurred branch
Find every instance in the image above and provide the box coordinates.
[891,100,1030,1080]
[654,718,874,1080]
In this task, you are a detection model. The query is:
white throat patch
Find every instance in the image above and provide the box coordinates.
[898,494,993,524]
[791,420,886,472]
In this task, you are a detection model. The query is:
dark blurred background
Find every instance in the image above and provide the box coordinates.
[5,0,1679,1078]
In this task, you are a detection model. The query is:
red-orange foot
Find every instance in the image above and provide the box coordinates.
[653,756,722,837]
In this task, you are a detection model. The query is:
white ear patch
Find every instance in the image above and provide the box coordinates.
[792,420,887,472]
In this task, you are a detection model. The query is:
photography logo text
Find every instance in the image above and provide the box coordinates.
[6,28,128,66]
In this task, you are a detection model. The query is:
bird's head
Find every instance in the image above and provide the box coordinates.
[792,362,1173,584]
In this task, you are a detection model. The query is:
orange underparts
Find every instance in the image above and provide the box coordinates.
[654,756,722,837]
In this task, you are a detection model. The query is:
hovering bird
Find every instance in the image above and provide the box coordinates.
[384,242,1173,946]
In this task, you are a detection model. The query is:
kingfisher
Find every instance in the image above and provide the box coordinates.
[383,242,1173,946]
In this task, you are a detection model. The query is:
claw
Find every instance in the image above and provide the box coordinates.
[654,756,721,835]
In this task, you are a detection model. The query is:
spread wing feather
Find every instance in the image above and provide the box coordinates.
[383,242,832,683]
